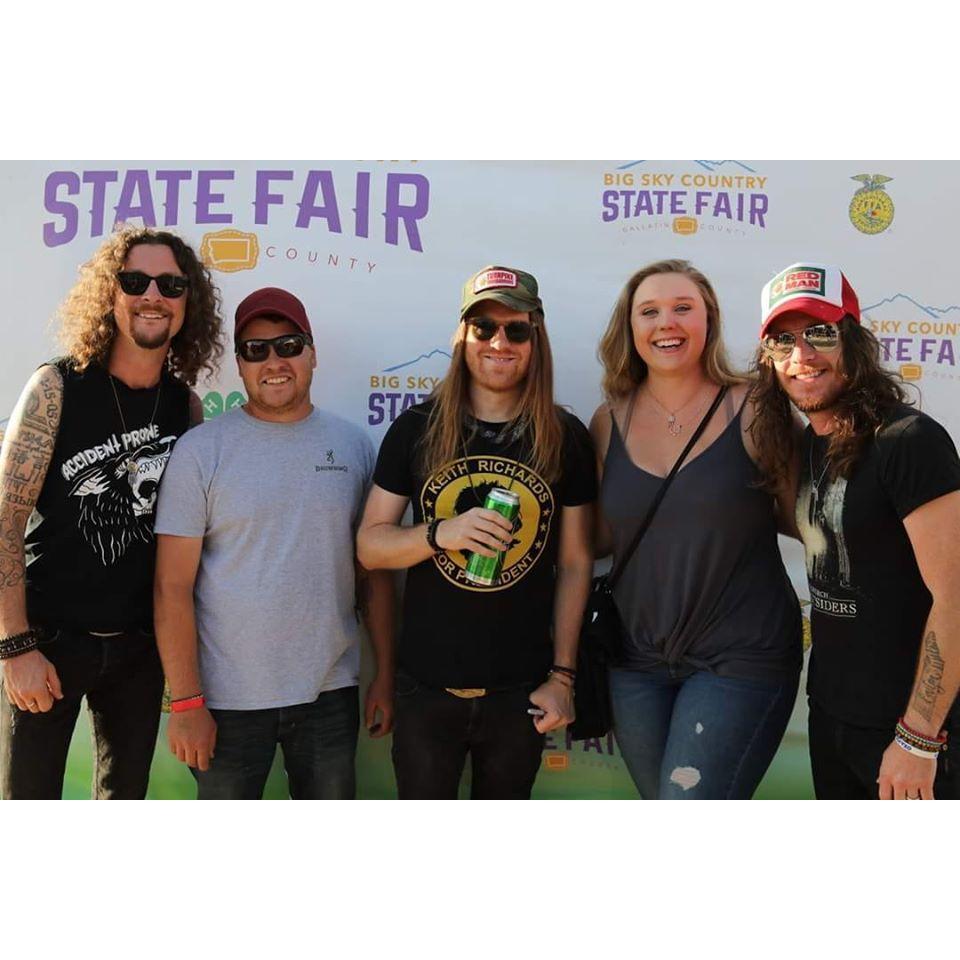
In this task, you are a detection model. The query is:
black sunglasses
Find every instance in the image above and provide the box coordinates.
[761,323,840,362]
[117,271,190,298]
[465,317,536,344]
[236,333,313,363]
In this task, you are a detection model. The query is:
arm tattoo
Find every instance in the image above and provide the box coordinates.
[910,630,946,723]
[0,367,63,594]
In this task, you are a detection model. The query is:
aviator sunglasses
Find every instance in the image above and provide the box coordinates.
[117,271,190,298]
[761,322,840,362]
[464,317,536,344]
[236,333,313,363]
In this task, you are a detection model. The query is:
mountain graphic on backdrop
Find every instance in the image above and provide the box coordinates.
[616,159,757,173]
[862,294,960,322]
[383,348,452,373]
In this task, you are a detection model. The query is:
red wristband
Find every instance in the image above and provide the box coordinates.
[170,695,206,713]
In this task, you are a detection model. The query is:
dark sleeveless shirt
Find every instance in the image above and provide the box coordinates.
[601,402,802,681]
[25,358,190,633]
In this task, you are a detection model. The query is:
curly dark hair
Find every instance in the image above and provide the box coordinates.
[749,317,909,488]
[57,225,225,386]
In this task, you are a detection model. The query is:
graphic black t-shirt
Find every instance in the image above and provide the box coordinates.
[797,404,960,728]
[374,401,597,688]
[25,359,190,633]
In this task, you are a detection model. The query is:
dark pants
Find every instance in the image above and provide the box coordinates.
[193,685,360,800]
[808,699,960,799]
[0,628,164,800]
[609,665,800,799]
[391,672,545,799]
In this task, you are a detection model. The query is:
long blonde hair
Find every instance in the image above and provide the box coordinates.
[598,259,745,400]
[420,309,565,483]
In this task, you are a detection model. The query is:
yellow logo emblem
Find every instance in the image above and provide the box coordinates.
[420,455,554,593]
[200,229,260,272]
[849,174,895,235]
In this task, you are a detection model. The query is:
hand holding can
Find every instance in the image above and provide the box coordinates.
[464,488,520,586]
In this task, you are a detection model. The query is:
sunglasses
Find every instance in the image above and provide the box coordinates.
[465,317,536,344]
[117,271,190,298]
[236,333,313,363]
[761,323,840,362]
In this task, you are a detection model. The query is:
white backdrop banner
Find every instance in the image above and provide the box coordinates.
[2,161,955,797]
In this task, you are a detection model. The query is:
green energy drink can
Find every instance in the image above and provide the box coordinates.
[465,488,520,586]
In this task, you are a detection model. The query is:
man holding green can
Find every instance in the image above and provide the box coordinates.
[358,265,596,799]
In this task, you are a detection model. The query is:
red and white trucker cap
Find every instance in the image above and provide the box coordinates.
[759,263,861,339]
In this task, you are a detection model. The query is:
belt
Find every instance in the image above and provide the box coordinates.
[443,680,537,699]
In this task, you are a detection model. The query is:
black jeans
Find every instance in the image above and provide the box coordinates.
[193,685,360,800]
[0,628,164,800]
[808,699,959,799]
[391,672,545,799]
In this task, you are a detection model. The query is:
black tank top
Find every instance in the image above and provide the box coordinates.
[601,400,802,681]
[25,358,190,633]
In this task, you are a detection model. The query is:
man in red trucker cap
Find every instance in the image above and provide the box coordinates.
[153,286,395,799]
[750,262,960,800]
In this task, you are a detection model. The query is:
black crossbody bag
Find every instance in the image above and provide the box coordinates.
[568,386,728,741]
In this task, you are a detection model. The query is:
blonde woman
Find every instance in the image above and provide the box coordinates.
[591,260,801,799]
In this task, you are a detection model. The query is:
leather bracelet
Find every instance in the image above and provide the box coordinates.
[547,670,574,688]
[425,518,442,553]
[0,630,39,660]
[170,695,206,713]
[550,664,577,679]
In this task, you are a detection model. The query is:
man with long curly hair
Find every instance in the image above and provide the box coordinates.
[357,265,595,799]
[751,262,960,800]
[0,225,224,799]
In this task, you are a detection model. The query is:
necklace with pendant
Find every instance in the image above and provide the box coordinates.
[645,385,710,437]
[809,437,830,499]
[461,416,522,507]
[109,373,162,476]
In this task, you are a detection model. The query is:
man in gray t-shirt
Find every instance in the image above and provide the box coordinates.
[154,286,394,799]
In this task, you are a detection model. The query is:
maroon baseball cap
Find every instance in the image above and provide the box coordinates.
[234,287,313,339]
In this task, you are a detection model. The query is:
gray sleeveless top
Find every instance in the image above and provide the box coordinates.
[601,398,801,681]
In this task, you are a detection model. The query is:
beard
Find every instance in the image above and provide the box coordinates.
[131,319,172,350]
[791,396,835,413]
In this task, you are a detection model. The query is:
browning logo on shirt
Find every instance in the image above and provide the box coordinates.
[420,454,555,592]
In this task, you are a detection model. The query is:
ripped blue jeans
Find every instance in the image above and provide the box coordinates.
[609,666,799,799]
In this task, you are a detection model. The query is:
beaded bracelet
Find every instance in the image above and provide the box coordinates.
[425,519,442,554]
[895,736,939,761]
[896,730,942,754]
[895,732,938,755]
[0,630,39,660]
[897,717,947,751]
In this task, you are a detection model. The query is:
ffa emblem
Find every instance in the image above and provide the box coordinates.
[849,174,895,235]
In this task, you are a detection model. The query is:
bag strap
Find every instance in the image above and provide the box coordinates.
[607,385,728,591]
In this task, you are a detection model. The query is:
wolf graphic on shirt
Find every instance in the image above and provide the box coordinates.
[68,435,177,565]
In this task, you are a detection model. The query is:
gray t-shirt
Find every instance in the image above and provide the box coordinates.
[154,406,374,709]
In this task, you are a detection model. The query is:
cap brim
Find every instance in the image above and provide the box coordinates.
[461,292,540,318]
[759,298,845,339]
